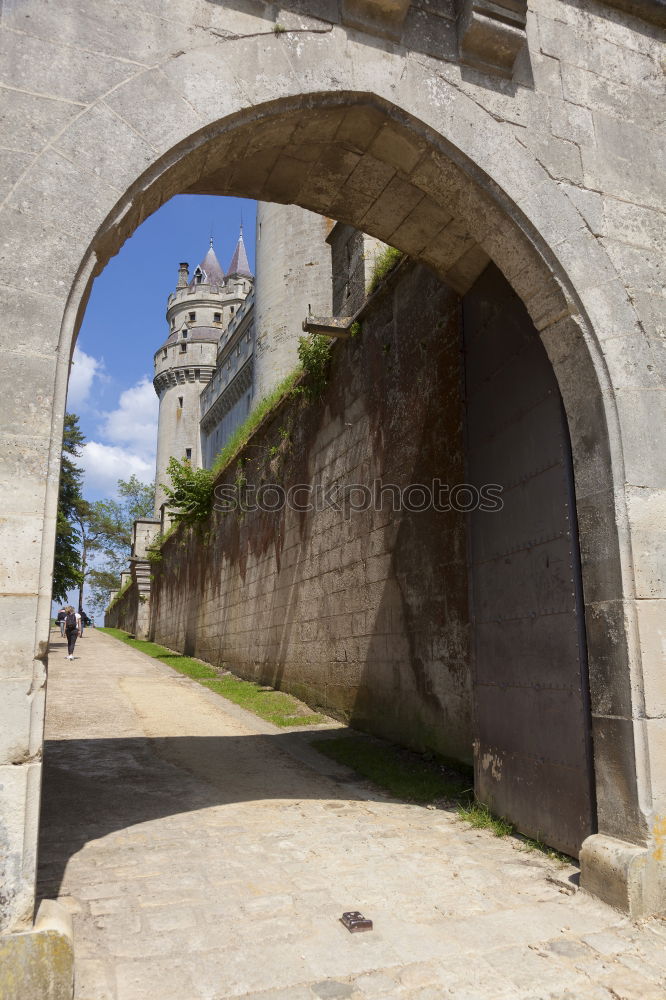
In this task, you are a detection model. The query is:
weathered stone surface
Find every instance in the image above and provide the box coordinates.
[0,677,44,767]
[604,197,666,254]
[7,151,119,259]
[103,74,205,165]
[0,598,44,679]
[341,0,412,40]
[624,486,666,598]
[0,211,81,299]
[53,103,156,195]
[580,822,666,922]
[615,388,666,488]
[539,316,614,497]
[516,129,583,185]
[0,762,42,931]
[0,25,141,104]
[589,715,645,845]
[575,488,625,604]
[581,111,666,207]
[0,88,83,156]
[0,900,73,1000]
[584,600,633,719]
[538,13,661,88]
[457,0,528,79]
[637,599,666,719]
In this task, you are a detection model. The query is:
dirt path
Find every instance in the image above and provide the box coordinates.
[38,629,666,1000]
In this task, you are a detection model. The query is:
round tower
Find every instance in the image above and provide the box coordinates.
[153,240,251,515]
[253,203,333,400]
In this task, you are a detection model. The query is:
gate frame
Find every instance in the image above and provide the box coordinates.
[0,49,663,935]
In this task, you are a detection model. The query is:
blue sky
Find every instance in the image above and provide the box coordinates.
[68,194,256,501]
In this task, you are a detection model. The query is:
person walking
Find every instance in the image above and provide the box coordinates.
[56,608,67,638]
[81,611,92,636]
[64,606,81,660]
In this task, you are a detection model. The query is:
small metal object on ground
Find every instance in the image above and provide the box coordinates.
[340,911,373,932]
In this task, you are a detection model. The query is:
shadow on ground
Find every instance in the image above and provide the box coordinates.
[37,730,366,907]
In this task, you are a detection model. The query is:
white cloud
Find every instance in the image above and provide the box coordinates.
[79,441,154,495]
[73,374,159,497]
[100,377,158,462]
[67,346,104,410]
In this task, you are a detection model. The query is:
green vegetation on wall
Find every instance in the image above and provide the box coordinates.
[106,576,132,612]
[367,246,404,293]
[161,335,333,529]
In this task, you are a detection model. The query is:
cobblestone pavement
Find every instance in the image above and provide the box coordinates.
[39,630,666,1000]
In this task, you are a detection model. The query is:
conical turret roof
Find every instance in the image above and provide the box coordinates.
[227,226,253,278]
[189,239,225,290]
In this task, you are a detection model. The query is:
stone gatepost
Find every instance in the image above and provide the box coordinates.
[130,518,161,641]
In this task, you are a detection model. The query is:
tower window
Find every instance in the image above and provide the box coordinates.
[178,397,183,408]
[171,318,175,328]
[182,329,188,338]
[162,349,167,359]
[189,312,196,322]
[230,306,235,315]
[180,343,187,353]
[185,448,192,460]
[214,312,221,323]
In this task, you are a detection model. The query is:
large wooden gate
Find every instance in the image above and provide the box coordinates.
[463,265,595,858]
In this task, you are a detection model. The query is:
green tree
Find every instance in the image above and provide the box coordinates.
[72,499,108,614]
[83,476,155,614]
[52,414,85,603]
[162,456,213,524]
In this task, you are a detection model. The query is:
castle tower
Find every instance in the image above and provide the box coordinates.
[253,203,333,400]
[153,239,251,515]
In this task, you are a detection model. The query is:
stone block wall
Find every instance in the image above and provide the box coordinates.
[150,262,473,762]
[105,582,139,636]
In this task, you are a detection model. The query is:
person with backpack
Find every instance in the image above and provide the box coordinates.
[64,606,81,660]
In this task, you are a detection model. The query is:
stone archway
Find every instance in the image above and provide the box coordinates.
[1,36,662,937]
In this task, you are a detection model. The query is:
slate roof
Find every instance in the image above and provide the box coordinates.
[189,240,226,290]
[227,227,253,278]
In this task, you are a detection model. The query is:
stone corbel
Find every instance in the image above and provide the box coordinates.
[341,0,412,41]
[457,0,528,79]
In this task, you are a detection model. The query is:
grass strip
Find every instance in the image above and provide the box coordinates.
[315,735,473,805]
[314,734,571,864]
[98,627,326,728]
